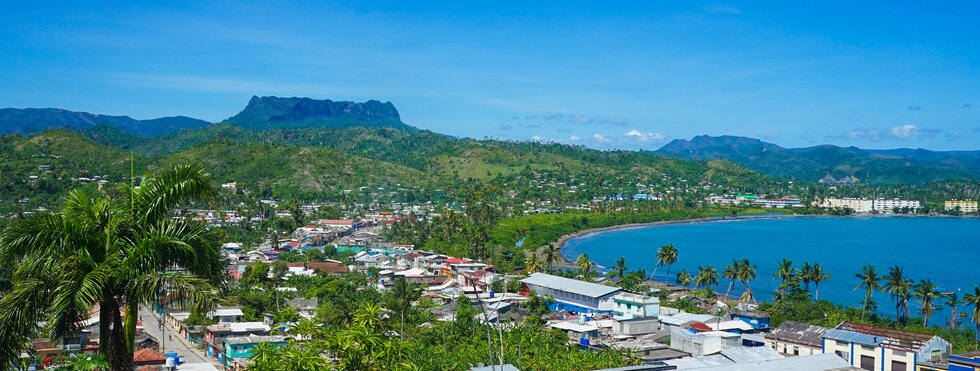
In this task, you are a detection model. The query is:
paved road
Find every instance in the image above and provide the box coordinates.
[139,305,218,366]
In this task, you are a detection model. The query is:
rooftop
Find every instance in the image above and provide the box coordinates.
[765,321,830,348]
[224,335,288,345]
[521,273,622,299]
[831,321,937,352]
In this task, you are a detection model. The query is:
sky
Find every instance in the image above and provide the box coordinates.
[2,1,979,150]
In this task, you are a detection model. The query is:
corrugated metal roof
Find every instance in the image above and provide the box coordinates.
[824,329,882,346]
[691,353,852,371]
[765,321,830,347]
[520,273,621,298]
[720,347,783,363]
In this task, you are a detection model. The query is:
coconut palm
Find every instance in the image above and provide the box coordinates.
[799,262,814,291]
[963,286,980,345]
[893,279,914,321]
[575,254,594,274]
[391,277,422,340]
[773,259,794,298]
[810,264,831,301]
[722,259,740,299]
[913,279,943,327]
[945,292,961,329]
[613,256,628,279]
[542,244,559,272]
[0,164,224,369]
[884,266,907,314]
[736,259,757,292]
[526,252,542,274]
[652,244,678,283]
[695,266,719,291]
[675,269,692,288]
[854,264,883,320]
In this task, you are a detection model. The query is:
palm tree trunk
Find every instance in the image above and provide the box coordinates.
[814,284,820,301]
[664,265,671,286]
[107,299,135,371]
[861,294,869,321]
[123,297,138,354]
[99,300,112,358]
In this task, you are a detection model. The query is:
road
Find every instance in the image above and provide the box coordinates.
[139,305,219,366]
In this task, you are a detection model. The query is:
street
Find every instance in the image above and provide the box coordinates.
[138,305,219,366]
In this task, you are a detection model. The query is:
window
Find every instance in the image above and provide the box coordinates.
[793,346,799,356]
[891,361,907,371]
[835,350,850,362]
[892,349,906,357]
[861,345,875,352]
[860,355,875,371]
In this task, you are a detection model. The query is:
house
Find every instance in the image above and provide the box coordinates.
[764,321,830,356]
[730,311,770,331]
[611,292,660,320]
[205,322,271,357]
[659,312,719,332]
[133,348,167,368]
[221,336,288,365]
[615,317,661,336]
[520,273,623,312]
[306,261,349,274]
[669,353,852,371]
[949,350,980,370]
[706,320,755,334]
[134,332,160,350]
[549,320,602,342]
[669,328,742,356]
[209,307,244,323]
[822,322,951,371]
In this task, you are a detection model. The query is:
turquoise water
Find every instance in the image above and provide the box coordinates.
[562,216,980,325]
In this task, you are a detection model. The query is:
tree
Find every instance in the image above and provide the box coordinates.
[773,259,794,299]
[694,266,718,292]
[810,264,830,301]
[654,244,679,284]
[799,262,814,291]
[964,286,980,345]
[884,266,911,320]
[526,252,541,274]
[675,269,692,288]
[913,279,942,327]
[722,259,739,299]
[0,164,224,369]
[542,245,559,272]
[576,254,595,281]
[735,259,757,303]
[612,257,628,279]
[854,264,883,321]
[391,278,422,340]
[945,292,961,329]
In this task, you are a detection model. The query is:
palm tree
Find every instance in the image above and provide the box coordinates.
[945,292,961,329]
[575,254,593,273]
[773,259,794,298]
[722,259,740,299]
[543,245,559,272]
[695,266,719,291]
[913,279,943,327]
[810,264,831,301]
[613,256,628,279]
[893,279,914,322]
[884,265,907,317]
[0,164,224,369]
[963,286,980,346]
[854,264,883,321]
[799,262,814,291]
[675,269,692,288]
[391,277,422,340]
[736,259,757,299]
[526,252,541,274]
[652,244,678,282]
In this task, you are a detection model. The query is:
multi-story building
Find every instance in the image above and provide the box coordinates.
[822,322,950,371]
[765,321,830,356]
[873,198,921,213]
[520,272,622,312]
[945,200,978,214]
[819,198,874,213]
[611,292,659,320]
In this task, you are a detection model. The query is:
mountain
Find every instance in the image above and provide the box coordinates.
[656,135,980,184]
[0,108,210,137]
[225,96,414,131]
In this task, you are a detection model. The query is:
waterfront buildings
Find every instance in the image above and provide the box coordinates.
[873,198,921,213]
[765,321,830,356]
[818,198,920,213]
[611,292,660,320]
[945,200,978,213]
[520,272,622,312]
[822,322,950,371]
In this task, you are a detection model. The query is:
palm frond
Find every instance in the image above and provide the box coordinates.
[130,164,214,224]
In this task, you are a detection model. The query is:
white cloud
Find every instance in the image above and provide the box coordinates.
[569,136,580,141]
[624,129,666,142]
[889,124,918,139]
[593,134,609,142]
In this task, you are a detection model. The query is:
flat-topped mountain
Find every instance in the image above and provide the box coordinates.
[0,108,210,137]
[656,135,980,184]
[225,96,414,131]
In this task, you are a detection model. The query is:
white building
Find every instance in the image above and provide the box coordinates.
[764,321,830,356]
[611,292,660,320]
[520,273,622,312]
[819,198,874,213]
[822,322,950,371]
[873,198,921,213]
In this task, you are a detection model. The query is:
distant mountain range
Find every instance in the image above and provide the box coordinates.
[0,108,211,137]
[2,98,979,185]
[655,135,980,184]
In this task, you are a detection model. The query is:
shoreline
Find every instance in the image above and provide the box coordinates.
[553,214,807,267]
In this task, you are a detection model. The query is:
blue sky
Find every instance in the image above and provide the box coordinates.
[2,1,979,150]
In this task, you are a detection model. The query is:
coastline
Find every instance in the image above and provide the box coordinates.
[553,214,807,266]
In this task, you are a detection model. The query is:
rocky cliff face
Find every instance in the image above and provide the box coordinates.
[225,96,413,131]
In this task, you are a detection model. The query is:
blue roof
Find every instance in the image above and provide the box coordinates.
[824,329,883,346]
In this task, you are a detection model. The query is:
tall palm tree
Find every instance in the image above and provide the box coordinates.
[675,269,692,288]
[652,244,678,282]
[773,259,794,298]
[526,252,541,274]
[854,264,883,321]
[884,266,907,316]
[695,266,719,292]
[913,279,943,327]
[722,259,740,299]
[736,259,757,294]
[893,279,914,322]
[799,262,815,291]
[542,245,559,272]
[945,292,961,329]
[613,256,628,279]
[810,264,831,301]
[963,286,980,346]
[391,277,422,340]
[0,164,224,369]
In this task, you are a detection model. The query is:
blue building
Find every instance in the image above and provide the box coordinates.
[949,351,980,371]
[730,311,771,331]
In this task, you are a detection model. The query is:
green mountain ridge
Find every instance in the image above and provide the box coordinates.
[0,107,211,137]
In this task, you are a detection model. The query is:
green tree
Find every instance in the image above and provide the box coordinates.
[855,264,883,321]
[695,266,719,291]
[736,259,757,303]
[884,265,911,320]
[653,244,678,283]
[964,286,980,346]
[0,164,224,369]
[810,263,830,301]
[722,259,740,299]
[612,256,628,279]
[773,258,794,299]
[542,244,559,272]
[391,278,422,340]
[675,269,692,288]
[913,279,942,327]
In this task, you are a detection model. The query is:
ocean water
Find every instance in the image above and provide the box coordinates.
[562,216,980,325]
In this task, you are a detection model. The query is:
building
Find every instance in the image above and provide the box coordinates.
[520,273,623,312]
[819,198,874,213]
[948,350,980,370]
[873,198,921,213]
[220,336,288,366]
[945,200,978,214]
[612,293,660,320]
[205,322,272,358]
[669,328,742,356]
[209,307,244,323]
[753,197,802,208]
[765,321,830,356]
[659,312,719,332]
[822,322,950,371]
[730,311,771,331]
